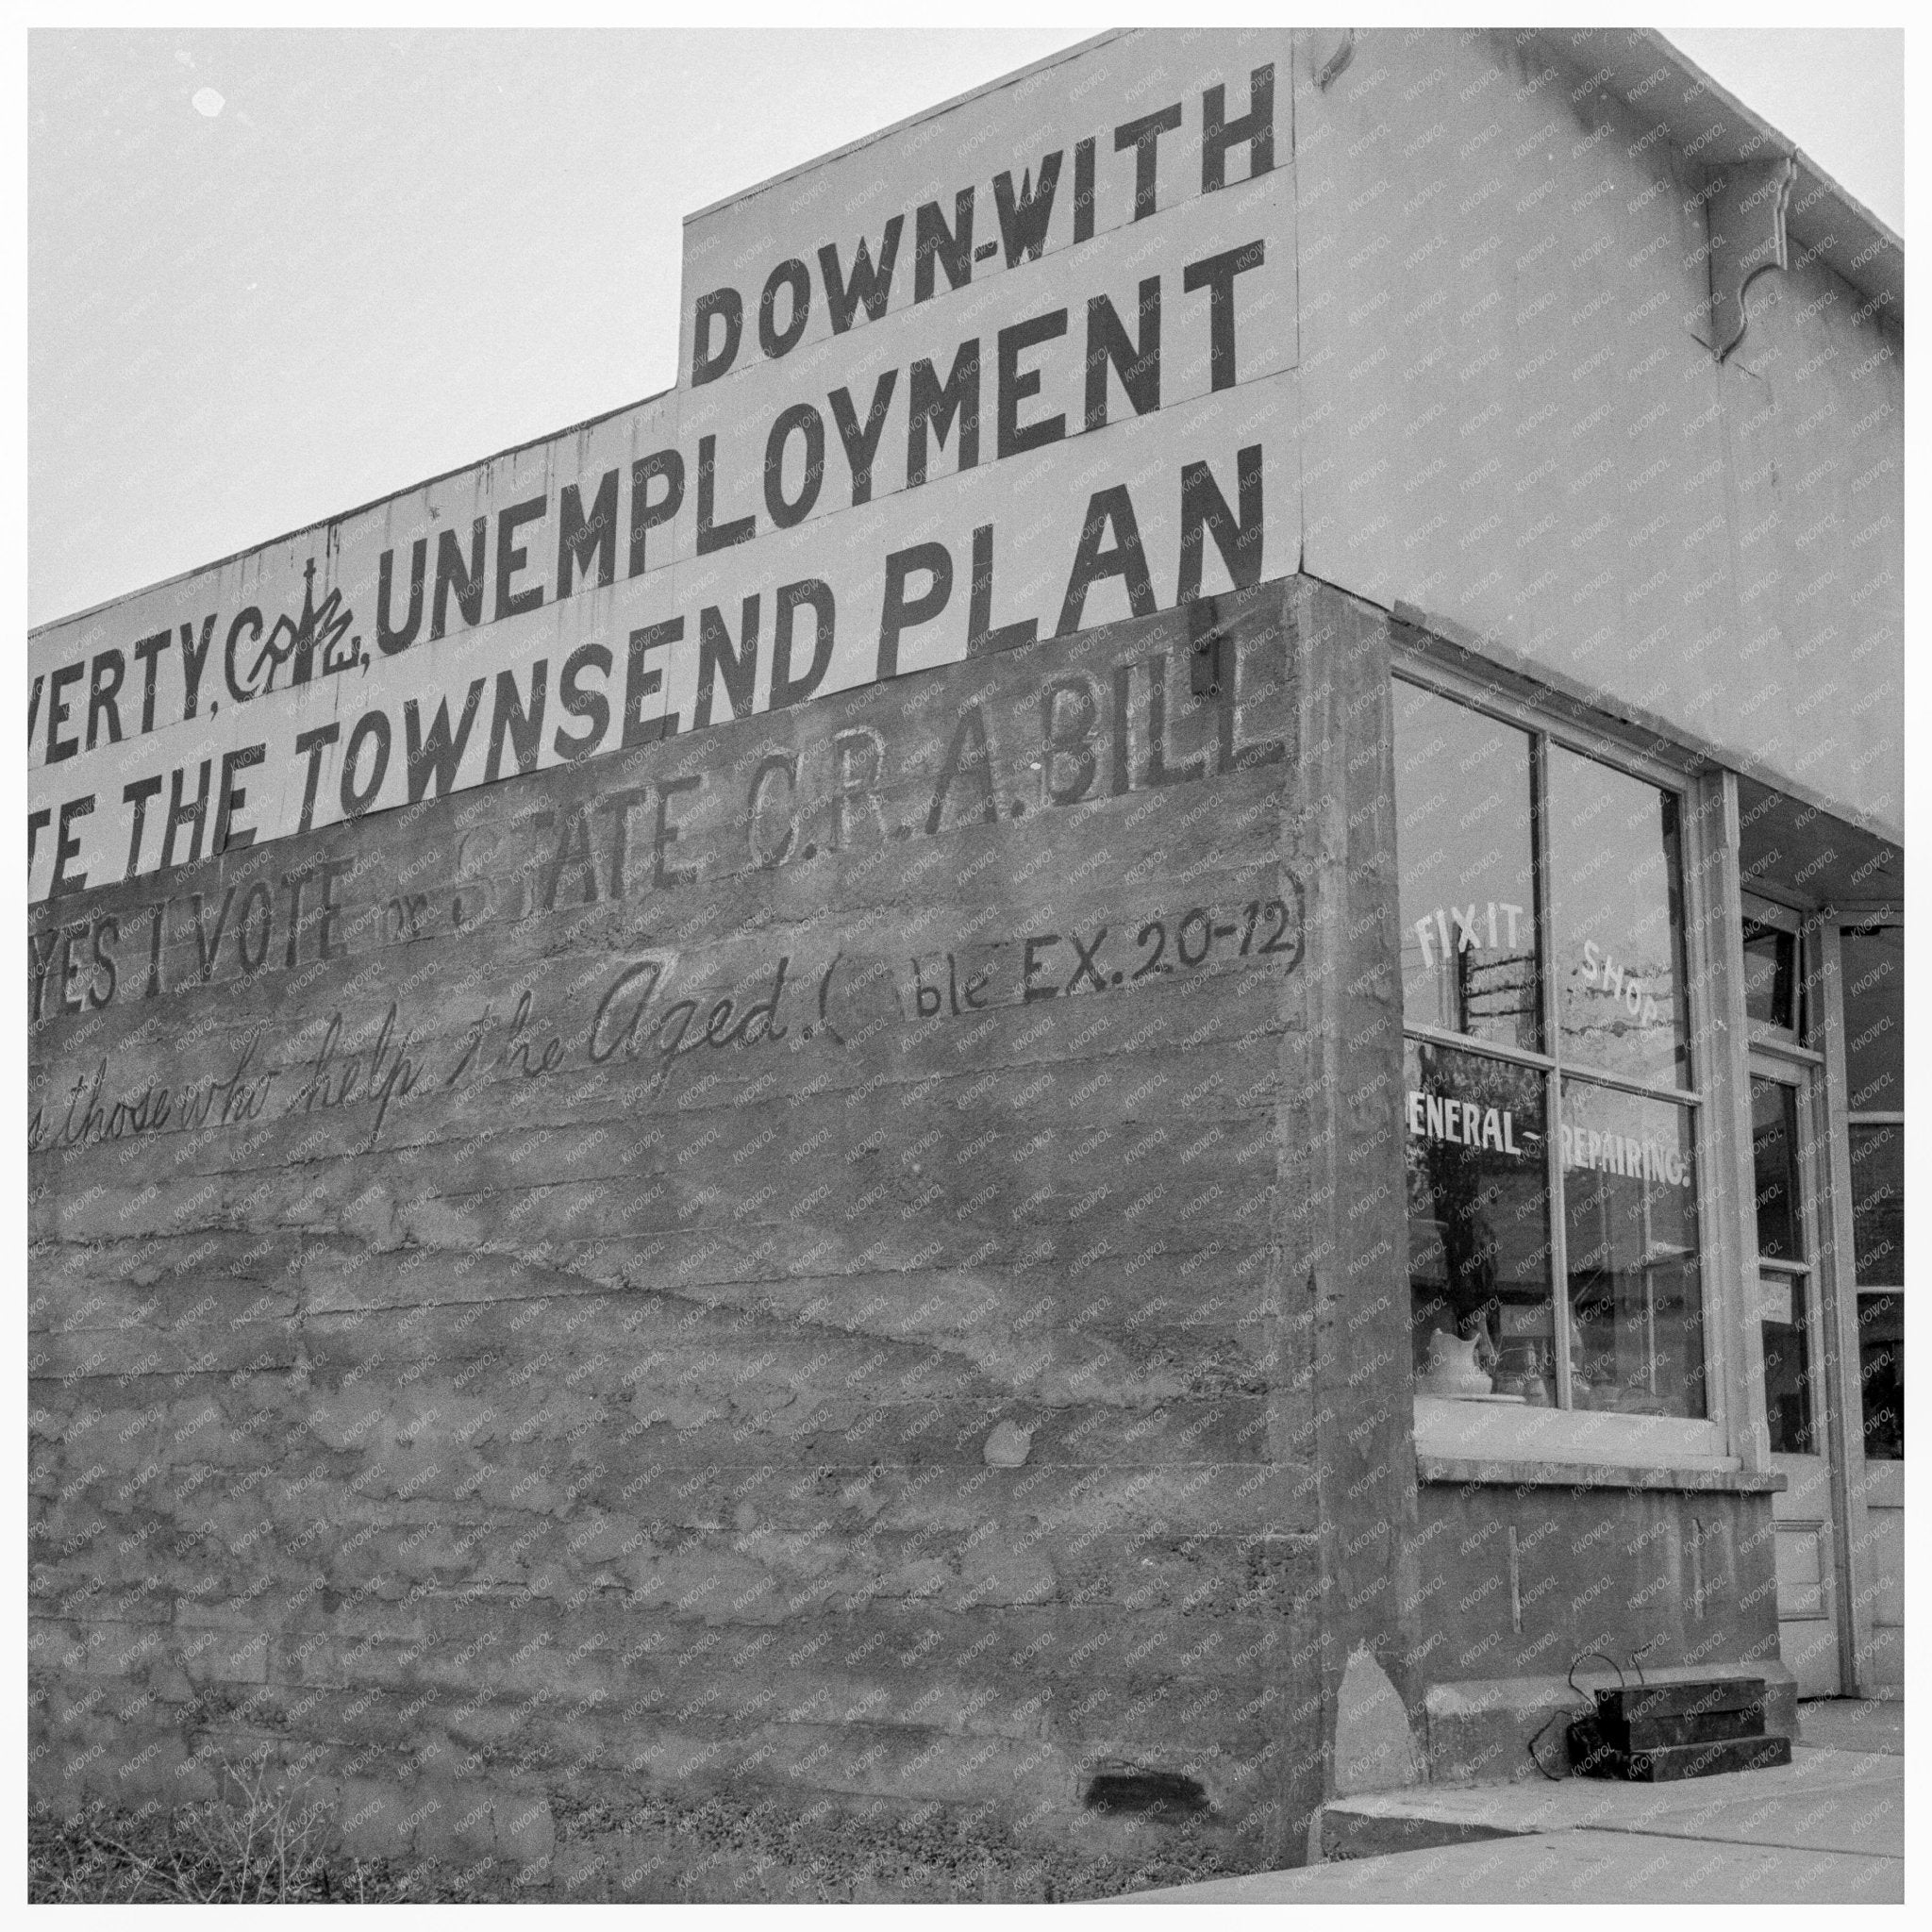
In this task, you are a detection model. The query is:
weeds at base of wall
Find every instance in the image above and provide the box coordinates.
[31,1774,1244,1905]
[25,1756,502,1905]
[545,1782,1241,1903]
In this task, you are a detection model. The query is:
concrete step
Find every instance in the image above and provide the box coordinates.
[1572,1674,1788,1777]
[1571,1731,1793,1782]
[1594,1676,1767,1721]
[1312,1740,1890,1868]
[1598,1704,1768,1752]
[1318,1799,1527,1861]
[1423,1663,1797,1784]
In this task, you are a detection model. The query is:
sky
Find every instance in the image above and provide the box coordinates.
[26,26,1906,630]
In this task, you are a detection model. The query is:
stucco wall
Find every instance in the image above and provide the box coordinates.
[1412,1478,1781,1689]
[1291,27,1903,841]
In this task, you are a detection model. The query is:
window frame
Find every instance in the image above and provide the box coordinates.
[1826,913,1907,1692]
[1824,916,1905,1467]
[1750,1056,1828,1457]
[1392,651,1740,1474]
[1739,892,1818,1051]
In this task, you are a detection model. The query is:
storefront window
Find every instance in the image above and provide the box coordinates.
[1561,1080,1703,1416]
[1840,926,1904,1111]
[1405,1040,1555,1401]
[1857,1291,1904,1460]
[1760,1269,1820,1456]
[1848,1122,1904,1285]
[1397,680,1706,1418]
[1840,924,1904,1459]
[1741,919,1799,1031]
[1751,1074,1817,1455]
[1549,748,1690,1091]
[1752,1078,1803,1263]
[1393,684,1540,1054]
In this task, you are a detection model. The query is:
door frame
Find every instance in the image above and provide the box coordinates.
[1744,896,1870,1697]
[1749,1046,1848,1694]
[1812,917,1894,1695]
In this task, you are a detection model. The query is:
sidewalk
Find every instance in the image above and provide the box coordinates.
[1132,1702,1904,1904]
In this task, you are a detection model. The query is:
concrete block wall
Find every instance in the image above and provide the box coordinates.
[29,577,1413,1898]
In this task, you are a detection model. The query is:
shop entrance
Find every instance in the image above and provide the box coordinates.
[1830,922,1906,1694]
[1751,1058,1844,1697]
[1740,872,1904,1702]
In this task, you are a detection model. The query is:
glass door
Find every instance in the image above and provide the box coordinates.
[1751,1059,1843,1697]
[1834,924,1905,1693]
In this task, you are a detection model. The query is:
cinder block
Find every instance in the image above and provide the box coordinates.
[336,1775,412,1858]
[440,1787,501,1858]
[555,1837,612,1898]
[494,1792,556,1865]
[183,1631,271,1686]
[110,1728,191,1804]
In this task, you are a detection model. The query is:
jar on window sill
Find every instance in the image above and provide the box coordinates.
[1419,1329,1493,1398]
[1492,1342,1552,1406]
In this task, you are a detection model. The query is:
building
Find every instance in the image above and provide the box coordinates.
[28,26,1903,1900]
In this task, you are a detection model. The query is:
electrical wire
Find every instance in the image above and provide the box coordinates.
[1530,1646,1647,1782]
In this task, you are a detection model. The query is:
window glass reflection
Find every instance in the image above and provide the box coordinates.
[1752,1078,1803,1264]
[1559,1079,1705,1418]
[1857,1291,1904,1460]
[1393,684,1540,1052]
[1548,747,1690,1089]
[1405,1040,1554,1402]
[1740,920,1797,1031]
[1840,926,1904,1112]
[1848,1122,1904,1287]
[1391,679,1709,1420]
[1759,1271,1818,1456]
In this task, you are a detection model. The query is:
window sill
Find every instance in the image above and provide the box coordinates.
[1412,1393,1744,1480]
[1417,1454,1784,1494]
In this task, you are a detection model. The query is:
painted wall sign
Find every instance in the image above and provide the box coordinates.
[1409,900,1528,972]
[1558,1123,1689,1187]
[26,38,1292,905]
[1406,1091,1524,1156]
[1575,940,1662,1028]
